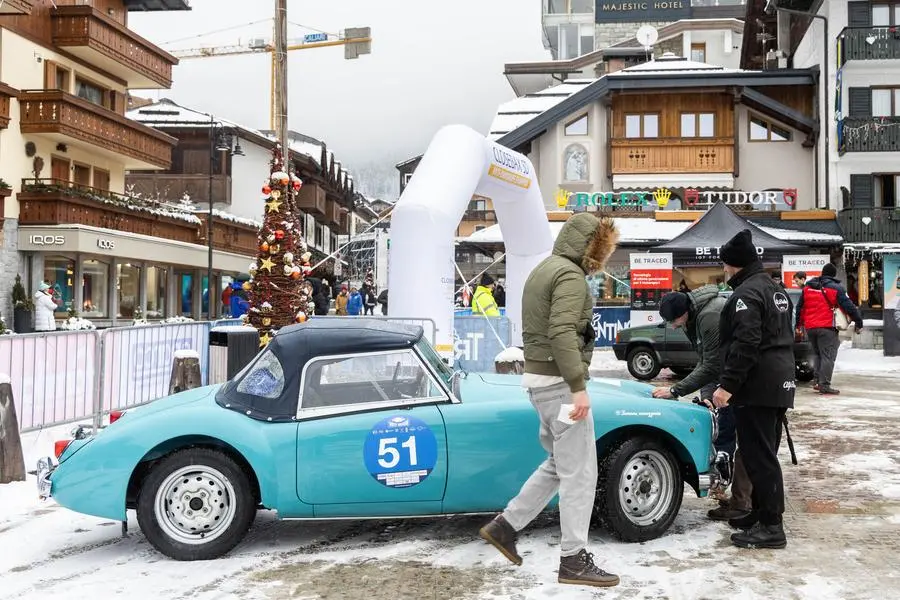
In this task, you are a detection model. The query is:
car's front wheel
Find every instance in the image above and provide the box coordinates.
[593,437,683,542]
[626,347,661,380]
[136,448,256,561]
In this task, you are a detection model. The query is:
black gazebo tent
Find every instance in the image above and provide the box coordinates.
[654,202,800,265]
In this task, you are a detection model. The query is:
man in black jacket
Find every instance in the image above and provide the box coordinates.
[712,230,795,550]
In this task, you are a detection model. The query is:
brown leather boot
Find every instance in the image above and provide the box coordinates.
[558,549,620,587]
[479,515,522,566]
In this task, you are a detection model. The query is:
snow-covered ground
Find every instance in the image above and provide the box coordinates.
[2,349,900,599]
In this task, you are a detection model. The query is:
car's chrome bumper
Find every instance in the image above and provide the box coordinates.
[36,457,55,500]
[699,451,733,494]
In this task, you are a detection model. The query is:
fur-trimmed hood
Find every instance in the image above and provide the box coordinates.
[552,212,620,274]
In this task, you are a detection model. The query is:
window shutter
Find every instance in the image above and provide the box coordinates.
[847,87,872,117]
[847,1,871,28]
[850,174,874,208]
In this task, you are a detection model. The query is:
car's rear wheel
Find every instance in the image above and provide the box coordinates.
[593,437,683,542]
[137,448,255,561]
[626,347,661,380]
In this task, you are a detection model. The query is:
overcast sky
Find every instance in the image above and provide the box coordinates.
[130,1,549,168]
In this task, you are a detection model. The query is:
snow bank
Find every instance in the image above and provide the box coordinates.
[590,348,624,373]
[0,373,10,385]
[834,348,900,374]
[211,325,256,333]
[863,319,883,327]
[494,346,524,363]
[172,349,200,360]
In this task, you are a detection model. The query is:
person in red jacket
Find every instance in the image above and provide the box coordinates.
[795,263,863,395]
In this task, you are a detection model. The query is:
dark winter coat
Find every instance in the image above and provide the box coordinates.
[718,262,795,409]
[672,284,726,397]
[796,275,863,330]
[522,213,618,393]
[377,289,388,315]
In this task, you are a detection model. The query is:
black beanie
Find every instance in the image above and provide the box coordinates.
[721,229,758,268]
[481,273,495,286]
[659,292,691,322]
[821,262,837,278]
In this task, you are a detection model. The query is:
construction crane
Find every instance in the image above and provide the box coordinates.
[169,28,372,129]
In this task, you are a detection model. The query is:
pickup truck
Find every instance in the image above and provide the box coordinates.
[612,289,814,383]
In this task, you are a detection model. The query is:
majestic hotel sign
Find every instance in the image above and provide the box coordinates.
[595,0,691,23]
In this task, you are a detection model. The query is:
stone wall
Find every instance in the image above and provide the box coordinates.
[0,218,22,328]
[594,21,674,49]
[656,34,683,57]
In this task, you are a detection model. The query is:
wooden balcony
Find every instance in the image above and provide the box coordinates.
[611,138,734,174]
[297,182,326,216]
[197,214,259,257]
[17,90,175,169]
[51,6,178,89]
[0,83,16,129]
[125,173,232,205]
[0,0,34,14]
[839,118,900,153]
[326,199,343,227]
[839,27,900,65]
[838,207,900,243]
[18,179,200,244]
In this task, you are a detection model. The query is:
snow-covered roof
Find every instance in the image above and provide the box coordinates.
[488,79,595,140]
[460,217,843,245]
[608,52,744,77]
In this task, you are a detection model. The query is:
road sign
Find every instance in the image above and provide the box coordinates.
[303,33,328,43]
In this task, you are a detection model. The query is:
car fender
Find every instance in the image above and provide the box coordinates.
[50,394,297,521]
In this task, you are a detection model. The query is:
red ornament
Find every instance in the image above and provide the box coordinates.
[274,230,285,240]
[292,180,302,191]
[262,185,272,195]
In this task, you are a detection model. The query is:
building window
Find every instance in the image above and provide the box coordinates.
[146,266,167,318]
[748,114,792,142]
[565,114,589,136]
[874,174,899,208]
[93,168,110,191]
[44,256,75,317]
[872,87,900,116]
[690,43,706,62]
[474,225,486,232]
[402,172,413,185]
[871,2,900,26]
[180,273,193,316]
[73,163,91,188]
[315,224,324,248]
[681,113,715,137]
[75,77,105,107]
[546,0,592,14]
[563,143,589,182]
[82,259,108,318]
[468,198,486,211]
[55,66,71,92]
[625,114,659,138]
[544,22,594,59]
[117,263,141,318]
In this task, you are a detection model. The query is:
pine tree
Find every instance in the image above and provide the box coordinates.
[242,143,312,347]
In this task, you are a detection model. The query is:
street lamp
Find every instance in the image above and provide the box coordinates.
[207,115,243,319]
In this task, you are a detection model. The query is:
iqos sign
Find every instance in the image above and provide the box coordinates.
[97,239,115,250]
[29,235,65,246]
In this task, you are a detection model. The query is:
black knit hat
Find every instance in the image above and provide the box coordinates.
[659,292,691,322]
[481,273,495,286]
[821,262,837,278]
[721,229,758,268]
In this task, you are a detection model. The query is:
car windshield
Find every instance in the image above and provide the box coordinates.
[415,339,454,385]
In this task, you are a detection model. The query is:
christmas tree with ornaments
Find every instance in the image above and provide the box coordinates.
[242,143,316,347]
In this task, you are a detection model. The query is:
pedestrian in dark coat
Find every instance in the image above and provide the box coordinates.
[712,229,795,550]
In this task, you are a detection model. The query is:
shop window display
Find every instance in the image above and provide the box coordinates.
[147,266,167,319]
[82,259,108,318]
[44,256,75,317]
[117,263,142,318]
[588,264,630,306]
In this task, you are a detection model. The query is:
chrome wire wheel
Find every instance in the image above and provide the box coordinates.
[154,465,237,545]
[617,450,677,527]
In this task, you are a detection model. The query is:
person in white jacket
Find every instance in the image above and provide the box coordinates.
[34,282,59,332]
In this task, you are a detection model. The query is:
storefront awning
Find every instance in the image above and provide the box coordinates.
[611,173,735,190]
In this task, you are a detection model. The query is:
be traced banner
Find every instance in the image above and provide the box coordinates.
[782,255,829,289]
[629,253,673,322]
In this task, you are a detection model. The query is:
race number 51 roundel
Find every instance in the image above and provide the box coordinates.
[363,416,438,488]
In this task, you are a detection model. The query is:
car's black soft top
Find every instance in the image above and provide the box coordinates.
[216,319,424,422]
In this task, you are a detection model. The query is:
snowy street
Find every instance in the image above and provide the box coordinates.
[2,346,899,600]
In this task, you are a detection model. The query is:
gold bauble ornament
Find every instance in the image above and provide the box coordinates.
[271,189,282,200]
[242,281,252,291]
[262,317,271,326]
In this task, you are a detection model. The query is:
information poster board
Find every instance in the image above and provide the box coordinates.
[782,255,829,289]
[884,253,900,357]
[630,253,673,325]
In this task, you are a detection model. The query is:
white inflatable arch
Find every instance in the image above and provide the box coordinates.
[388,124,554,357]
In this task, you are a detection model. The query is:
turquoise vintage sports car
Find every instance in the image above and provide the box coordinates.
[37,319,723,561]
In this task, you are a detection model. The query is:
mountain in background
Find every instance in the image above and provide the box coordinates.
[348,160,401,202]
